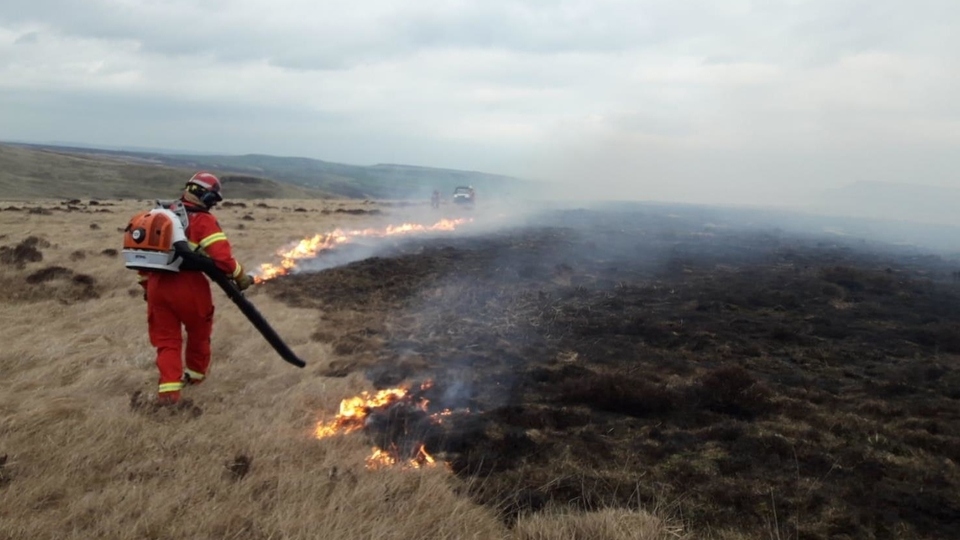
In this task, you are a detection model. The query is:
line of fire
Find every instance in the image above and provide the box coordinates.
[255,218,474,469]
[255,218,471,283]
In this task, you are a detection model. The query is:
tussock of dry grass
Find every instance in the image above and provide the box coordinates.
[0,199,678,540]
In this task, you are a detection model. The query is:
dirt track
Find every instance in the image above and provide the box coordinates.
[264,205,960,539]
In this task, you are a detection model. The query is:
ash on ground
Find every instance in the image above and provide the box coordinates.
[267,204,960,540]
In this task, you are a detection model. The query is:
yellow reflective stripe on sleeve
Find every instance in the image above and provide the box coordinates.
[159,382,184,393]
[198,232,228,249]
[232,264,243,278]
[187,241,210,257]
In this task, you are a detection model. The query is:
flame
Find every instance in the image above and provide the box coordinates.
[255,218,472,282]
[365,445,436,470]
[314,382,443,470]
[366,447,397,468]
[314,387,412,439]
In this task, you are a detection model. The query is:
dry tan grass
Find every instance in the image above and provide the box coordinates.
[512,508,685,540]
[0,198,682,540]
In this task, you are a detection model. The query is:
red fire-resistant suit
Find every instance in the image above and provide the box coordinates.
[139,199,244,399]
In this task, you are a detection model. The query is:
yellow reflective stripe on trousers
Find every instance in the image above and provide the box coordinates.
[159,382,184,393]
[184,369,205,381]
[198,232,228,249]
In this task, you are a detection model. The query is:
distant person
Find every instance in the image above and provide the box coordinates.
[431,189,441,209]
[137,172,253,405]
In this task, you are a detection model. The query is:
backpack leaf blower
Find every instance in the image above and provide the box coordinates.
[122,201,306,368]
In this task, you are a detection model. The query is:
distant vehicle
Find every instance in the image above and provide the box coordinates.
[452,186,475,206]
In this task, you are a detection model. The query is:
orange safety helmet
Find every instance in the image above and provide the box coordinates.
[186,171,223,208]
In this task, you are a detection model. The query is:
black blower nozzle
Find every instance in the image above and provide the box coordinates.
[178,247,306,368]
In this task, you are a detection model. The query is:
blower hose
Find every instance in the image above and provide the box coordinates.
[177,246,306,368]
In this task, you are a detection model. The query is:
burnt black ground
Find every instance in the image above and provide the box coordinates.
[266,204,960,540]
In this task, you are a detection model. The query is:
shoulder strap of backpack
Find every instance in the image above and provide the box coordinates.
[155,200,191,230]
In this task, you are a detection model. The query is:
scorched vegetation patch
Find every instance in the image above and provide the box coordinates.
[265,207,960,539]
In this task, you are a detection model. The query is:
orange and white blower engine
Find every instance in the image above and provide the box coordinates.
[122,200,192,272]
[122,201,306,368]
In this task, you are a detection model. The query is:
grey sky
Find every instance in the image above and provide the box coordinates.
[0,0,957,206]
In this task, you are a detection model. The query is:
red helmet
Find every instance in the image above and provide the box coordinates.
[187,172,221,193]
[186,172,223,207]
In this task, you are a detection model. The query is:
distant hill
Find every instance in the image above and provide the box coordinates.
[153,154,534,200]
[810,181,960,227]
[3,142,536,200]
[0,143,328,200]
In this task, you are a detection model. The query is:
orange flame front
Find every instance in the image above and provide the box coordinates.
[256,218,472,282]
[365,445,436,470]
[314,387,410,438]
[315,383,442,470]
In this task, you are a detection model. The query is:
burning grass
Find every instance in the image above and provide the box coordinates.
[314,381,478,471]
[265,209,960,539]
[254,217,472,282]
[7,196,960,539]
[3,199,689,540]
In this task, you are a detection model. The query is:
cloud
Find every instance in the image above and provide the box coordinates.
[0,0,957,205]
[12,30,38,44]
[0,1,680,67]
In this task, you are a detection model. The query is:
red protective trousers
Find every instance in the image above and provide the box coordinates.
[146,271,214,394]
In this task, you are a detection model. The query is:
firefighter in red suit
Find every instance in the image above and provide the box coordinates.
[138,172,253,405]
